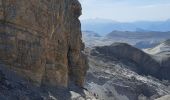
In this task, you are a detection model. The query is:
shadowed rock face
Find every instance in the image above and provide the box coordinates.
[85,42,170,100]
[160,57,170,80]
[0,0,87,88]
[91,43,161,79]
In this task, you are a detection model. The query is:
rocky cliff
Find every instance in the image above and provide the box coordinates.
[91,43,161,78]
[90,42,170,81]
[0,0,87,88]
[85,43,170,100]
[144,39,170,80]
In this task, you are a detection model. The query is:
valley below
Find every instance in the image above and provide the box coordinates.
[0,0,170,100]
[83,31,170,100]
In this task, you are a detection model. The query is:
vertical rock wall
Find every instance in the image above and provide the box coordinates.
[0,0,87,87]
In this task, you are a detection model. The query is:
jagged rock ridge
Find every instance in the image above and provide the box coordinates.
[85,42,170,100]
[91,42,170,80]
[0,0,87,88]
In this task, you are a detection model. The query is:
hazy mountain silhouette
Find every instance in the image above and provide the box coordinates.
[81,18,170,36]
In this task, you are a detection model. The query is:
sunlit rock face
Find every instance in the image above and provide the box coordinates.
[0,0,87,88]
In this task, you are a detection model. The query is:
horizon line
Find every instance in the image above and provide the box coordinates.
[80,18,170,23]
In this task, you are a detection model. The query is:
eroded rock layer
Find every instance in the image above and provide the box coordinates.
[0,0,87,88]
[91,43,161,79]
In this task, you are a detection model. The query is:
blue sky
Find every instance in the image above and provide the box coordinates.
[79,0,170,22]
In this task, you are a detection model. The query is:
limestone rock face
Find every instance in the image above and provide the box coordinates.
[0,0,87,87]
[91,43,161,79]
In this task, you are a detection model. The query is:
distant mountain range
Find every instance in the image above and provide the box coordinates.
[82,30,170,49]
[107,31,170,39]
[81,19,170,36]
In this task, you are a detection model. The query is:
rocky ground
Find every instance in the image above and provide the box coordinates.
[0,61,96,100]
[84,40,170,100]
[0,0,170,100]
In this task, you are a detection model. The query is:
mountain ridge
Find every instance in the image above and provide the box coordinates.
[85,42,170,100]
[81,19,170,35]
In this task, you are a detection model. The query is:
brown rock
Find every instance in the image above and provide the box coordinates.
[0,0,88,88]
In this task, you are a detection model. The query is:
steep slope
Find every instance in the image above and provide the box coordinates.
[0,0,90,99]
[91,42,170,81]
[85,44,170,100]
[144,39,170,56]
[91,43,161,78]
[144,39,170,81]
[85,42,170,100]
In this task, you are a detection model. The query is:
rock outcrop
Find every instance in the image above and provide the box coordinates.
[91,43,161,78]
[0,0,87,88]
[160,57,170,80]
[85,45,170,100]
[91,42,170,81]
[144,39,170,80]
